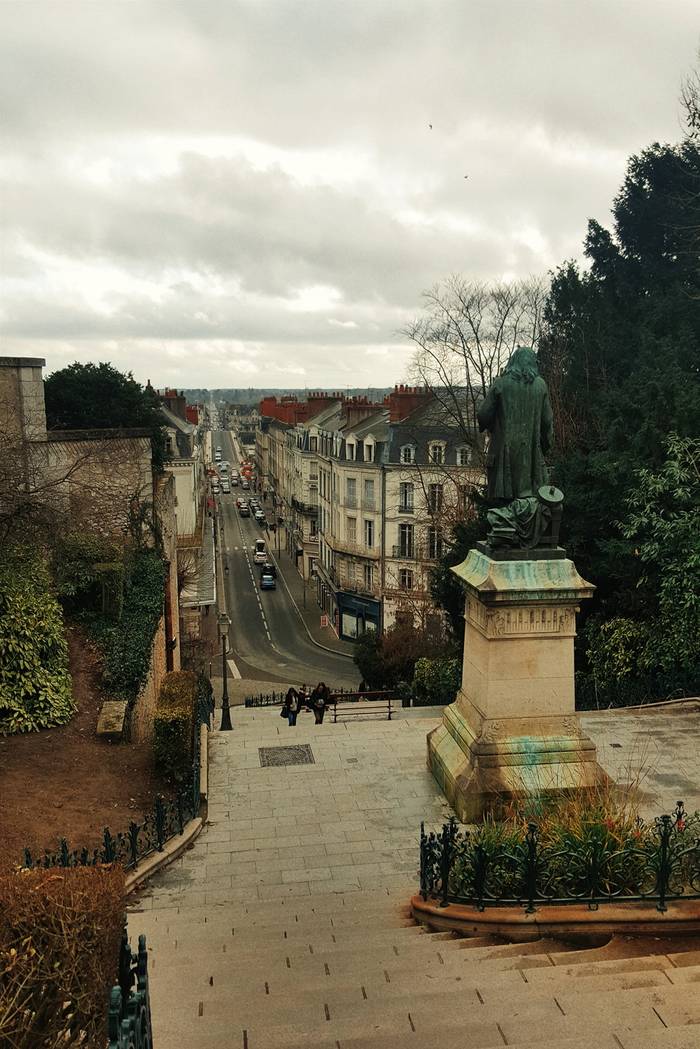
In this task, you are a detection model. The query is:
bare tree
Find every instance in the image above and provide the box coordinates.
[403,275,548,457]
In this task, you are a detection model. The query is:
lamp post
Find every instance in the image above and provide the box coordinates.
[218,612,232,731]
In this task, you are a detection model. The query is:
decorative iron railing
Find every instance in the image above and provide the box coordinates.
[419,802,700,914]
[22,682,213,872]
[245,686,353,707]
[108,929,153,1049]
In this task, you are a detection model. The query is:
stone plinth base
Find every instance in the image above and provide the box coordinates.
[428,549,608,821]
[427,701,609,822]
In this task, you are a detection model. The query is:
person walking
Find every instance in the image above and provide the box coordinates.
[285,687,300,727]
[312,682,328,725]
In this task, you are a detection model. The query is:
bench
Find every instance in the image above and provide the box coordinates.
[329,692,395,722]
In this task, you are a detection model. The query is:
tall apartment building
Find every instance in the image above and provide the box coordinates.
[256,386,482,640]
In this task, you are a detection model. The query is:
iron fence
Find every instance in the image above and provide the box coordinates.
[22,680,213,872]
[245,686,354,707]
[108,929,153,1049]
[419,801,700,914]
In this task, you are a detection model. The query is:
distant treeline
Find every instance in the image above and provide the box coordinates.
[183,388,393,406]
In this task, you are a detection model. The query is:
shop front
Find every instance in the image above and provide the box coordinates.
[336,592,381,641]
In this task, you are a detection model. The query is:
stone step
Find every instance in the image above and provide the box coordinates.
[147,931,452,972]
[131,893,414,924]
[132,918,432,949]
[149,990,668,1049]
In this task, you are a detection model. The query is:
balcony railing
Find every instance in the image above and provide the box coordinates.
[292,497,319,515]
[391,544,439,561]
[323,534,380,559]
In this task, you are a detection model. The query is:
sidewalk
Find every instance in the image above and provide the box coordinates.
[271,545,356,658]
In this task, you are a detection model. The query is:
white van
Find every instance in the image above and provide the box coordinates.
[253,539,267,564]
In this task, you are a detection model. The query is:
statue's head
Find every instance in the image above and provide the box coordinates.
[504,346,539,384]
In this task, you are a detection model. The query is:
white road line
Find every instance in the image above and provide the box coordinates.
[227,657,241,679]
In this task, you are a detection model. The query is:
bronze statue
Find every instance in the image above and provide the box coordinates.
[477,347,561,550]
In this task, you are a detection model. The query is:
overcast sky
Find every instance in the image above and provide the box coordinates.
[1,2,697,390]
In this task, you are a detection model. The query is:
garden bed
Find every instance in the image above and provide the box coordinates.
[0,625,168,869]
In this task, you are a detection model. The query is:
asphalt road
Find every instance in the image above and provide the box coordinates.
[213,429,358,688]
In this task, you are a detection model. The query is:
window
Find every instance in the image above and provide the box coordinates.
[428,483,443,512]
[456,446,471,466]
[428,526,443,560]
[398,523,414,558]
[346,441,356,461]
[363,564,373,590]
[399,482,414,513]
[399,568,414,590]
[309,436,318,452]
[400,444,415,464]
[346,477,357,507]
[310,519,318,537]
[429,442,445,465]
[365,441,374,463]
[363,478,375,509]
[347,516,357,543]
[364,519,374,548]
[459,484,470,513]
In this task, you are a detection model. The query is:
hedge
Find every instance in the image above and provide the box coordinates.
[154,670,198,781]
[412,656,461,707]
[98,549,165,702]
[0,556,74,734]
[0,865,125,1048]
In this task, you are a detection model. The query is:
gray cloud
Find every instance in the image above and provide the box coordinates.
[1,0,697,386]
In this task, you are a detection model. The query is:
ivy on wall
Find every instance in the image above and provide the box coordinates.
[0,556,74,734]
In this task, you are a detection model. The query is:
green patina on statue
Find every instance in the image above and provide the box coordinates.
[477,347,562,550]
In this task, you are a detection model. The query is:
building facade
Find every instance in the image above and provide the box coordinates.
[257,385,483,641]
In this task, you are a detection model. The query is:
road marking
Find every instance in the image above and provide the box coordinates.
[227,658,241,679]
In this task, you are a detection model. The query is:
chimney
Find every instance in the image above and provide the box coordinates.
[387,384,431,423]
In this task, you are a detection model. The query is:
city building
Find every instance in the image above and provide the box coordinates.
[256,385,482,640]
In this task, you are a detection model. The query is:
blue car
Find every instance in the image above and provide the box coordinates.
[260,572,276,590]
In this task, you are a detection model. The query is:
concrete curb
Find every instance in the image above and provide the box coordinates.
[125,724,210,896]
[411,894,700,942]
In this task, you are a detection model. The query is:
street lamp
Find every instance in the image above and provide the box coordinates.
[218,612,232,731]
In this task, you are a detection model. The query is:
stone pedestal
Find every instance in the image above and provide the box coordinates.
[427,549,608,822]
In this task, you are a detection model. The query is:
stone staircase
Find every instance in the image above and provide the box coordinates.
[127,705,700,1049]
[131,888,700,1048]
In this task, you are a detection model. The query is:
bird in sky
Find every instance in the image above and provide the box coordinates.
[428,123,432,129]
[464,175,469,179]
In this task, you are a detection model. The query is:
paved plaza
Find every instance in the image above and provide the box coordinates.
[132,699,700,914]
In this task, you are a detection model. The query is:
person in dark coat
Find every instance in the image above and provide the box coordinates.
[285,687,300,726]
[312,682,328,724]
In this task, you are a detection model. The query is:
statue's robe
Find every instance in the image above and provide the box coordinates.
[477,373,554,501]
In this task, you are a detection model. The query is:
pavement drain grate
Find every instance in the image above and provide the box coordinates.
[258,744,315,767]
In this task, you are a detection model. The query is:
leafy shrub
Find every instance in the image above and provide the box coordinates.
[0,556,74,734]
[412,657,461,707]
[584,616,651,682]
[354,621,454,691]
[153,670,198,781]
[98,549,165,702]
[0,865,125,1048]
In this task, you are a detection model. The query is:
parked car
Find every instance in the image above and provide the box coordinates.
[239,503,250,517]
[253,539,267,563]
[260,571,276,590]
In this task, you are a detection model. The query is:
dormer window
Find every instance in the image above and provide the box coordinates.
[346,441,356,461]
[429,442,445,465]
[456,446,471,466]
[365,440,375,463]
[400,444,416,464]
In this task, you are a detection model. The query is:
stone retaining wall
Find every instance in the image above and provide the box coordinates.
[130,615,167,743]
